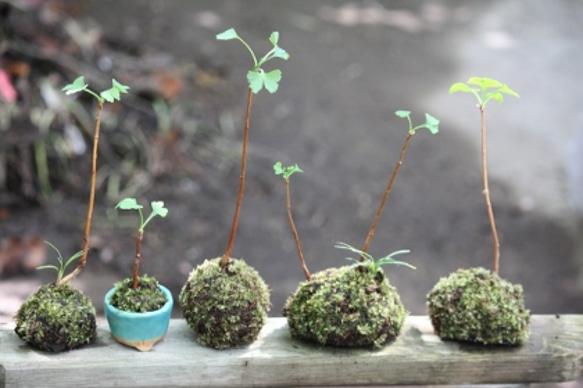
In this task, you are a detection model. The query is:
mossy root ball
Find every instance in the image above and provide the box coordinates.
[179,257,270,349]
[427,267,530,345]
[283,266,408,348]
[14,282,97,352]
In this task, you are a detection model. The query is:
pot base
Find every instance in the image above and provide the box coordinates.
[112,333,165,352]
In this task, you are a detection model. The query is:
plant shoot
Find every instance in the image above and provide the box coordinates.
[216,28,289,268]
[449,77,519,274]
[36,241,83,284]
[116,197,168,289]
[359,110,439,261]
[335,242,415,274]
[59,76,129,285]
[274,161,311,280]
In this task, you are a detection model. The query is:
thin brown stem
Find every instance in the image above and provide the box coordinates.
[222,89,254,267]
[285,178,311,281]
[480,106,500,274]
[59,101,103,285]
[360,132,414,261]
[132,231,143,289]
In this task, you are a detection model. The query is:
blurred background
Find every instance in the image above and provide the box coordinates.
[1,0,582,323]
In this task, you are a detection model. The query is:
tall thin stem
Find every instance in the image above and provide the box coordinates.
[222,89,254,267]
[285,178,311,281]
[360,133,414,261]
[132,231,143,289]
[480,106,500,274]
[59,101,103,285]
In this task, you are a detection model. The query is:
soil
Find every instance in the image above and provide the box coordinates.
[1,0,582,328]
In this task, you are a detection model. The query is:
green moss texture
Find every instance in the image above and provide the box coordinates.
[283,265,407,348]
[427,267,530,345]
[109,274,167,312]
[14,282,97,352]
[179,257,270,349]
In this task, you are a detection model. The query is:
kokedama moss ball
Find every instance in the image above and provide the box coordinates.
[283,265,407,348]
[179,257,270,349]
[14,282,97,352]
[110,274,167,312]
[427,267,530,345]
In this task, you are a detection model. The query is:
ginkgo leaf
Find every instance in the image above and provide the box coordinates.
[247,69,282,94]
[395,110,411,118]
[216,28,239,40]
[116,197,142,210]
[62,76,87,95]
[151,201,168,218]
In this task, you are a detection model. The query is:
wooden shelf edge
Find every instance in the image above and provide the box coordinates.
[1,315,582,387]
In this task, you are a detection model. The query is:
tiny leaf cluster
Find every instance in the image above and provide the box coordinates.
[216,28,289,93]
[273,161,303,180]
[334,242,416,274]
[62,76,129,103]
[395,110,440,135]
[116,198,168,233]
[449,77,519,107]
[37,241,83,284]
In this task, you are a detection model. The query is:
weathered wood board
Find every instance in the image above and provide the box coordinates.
[1,315,582,387]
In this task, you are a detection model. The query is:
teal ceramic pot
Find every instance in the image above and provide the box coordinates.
[104,285,173,351]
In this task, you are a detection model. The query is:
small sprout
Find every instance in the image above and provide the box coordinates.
[62,76,130,104]
[216,28,289,94]
[116,197,168,289]
[37,241,83,284]
[449,77,519,107]
[116,198,169,233]
[274,161,310,280]
[57,75,130,285]
[359,110,439,259]
[449,77,518,274]
[273,161,303,180]
[218,29,289,268]
[335,242,415,274]
[395,110,440,135]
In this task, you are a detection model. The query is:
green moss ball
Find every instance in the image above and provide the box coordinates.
[14,282,97,352]
[110,274,167,313]
[179,257,270,349]
[283,266,408,348]
[427,267,530,345]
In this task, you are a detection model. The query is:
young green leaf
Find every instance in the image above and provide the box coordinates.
[273,161,303,180]
[100,79,130,103]
[269,31,280,46]
[449,77,519,107]
[247,69,282,94]
[62,76,88,95]
[395,110,411,119]
[216,28,239,41]
[335,241,415,274]
[448,82,478,95]
[116,197,142,210]
[150,201,169,218]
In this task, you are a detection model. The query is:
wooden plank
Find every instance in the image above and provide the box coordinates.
[1,315,582,387]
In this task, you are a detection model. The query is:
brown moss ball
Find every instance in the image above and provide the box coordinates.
[179,257,270,349]
[283,265,407,348]
[14,282,97,352]
[427,267,530,345]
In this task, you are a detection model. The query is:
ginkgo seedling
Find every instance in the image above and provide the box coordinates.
[37,241,83,284]
[116,198,168,289]
[359,110,439,261]
[216,28,289,94]
[216,28,289,267]
[58,76,129,285]
[449,77,519,274]
[273,161,310,280]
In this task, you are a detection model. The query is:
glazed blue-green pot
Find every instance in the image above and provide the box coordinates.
[104,285,173,351]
